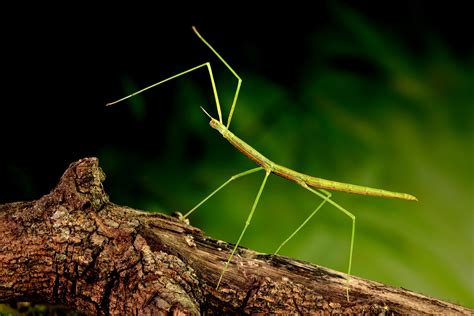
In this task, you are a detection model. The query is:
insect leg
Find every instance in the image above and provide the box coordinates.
[183,167,263,218]
[274,188,331,255]
[106,63,210,107]
[305,185,356,301]
[192,26,242,128]
[216,170,271,289]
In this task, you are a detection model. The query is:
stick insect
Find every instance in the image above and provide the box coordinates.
[107,26,417,298]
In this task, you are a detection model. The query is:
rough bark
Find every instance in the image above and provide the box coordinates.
[0,157,471,315]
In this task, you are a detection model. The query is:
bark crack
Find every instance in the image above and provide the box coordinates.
[101,269,120,316]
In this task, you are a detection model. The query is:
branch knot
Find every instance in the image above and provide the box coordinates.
[45,157,109,212]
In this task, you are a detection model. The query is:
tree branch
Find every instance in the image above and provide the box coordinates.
[0,158,471,315]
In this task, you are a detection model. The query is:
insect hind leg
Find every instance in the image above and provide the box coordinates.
[276,183,355,301]
[305,185,355,301]
[274,189,331,255]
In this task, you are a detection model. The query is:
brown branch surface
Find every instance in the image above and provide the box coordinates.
[0,158,471,315]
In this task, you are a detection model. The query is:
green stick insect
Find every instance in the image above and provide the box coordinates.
[107,26,417,299]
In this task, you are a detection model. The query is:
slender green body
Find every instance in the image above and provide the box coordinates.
[107,26,418,297]
[210,118,417,201]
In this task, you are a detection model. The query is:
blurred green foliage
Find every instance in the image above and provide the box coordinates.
[98,6,472,308]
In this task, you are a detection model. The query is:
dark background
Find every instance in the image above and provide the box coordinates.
[1,2,472,308]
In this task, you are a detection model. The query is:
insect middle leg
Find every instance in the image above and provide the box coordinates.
[216,170,271,288]
[184,167,270,288]
[183,167,263,218]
